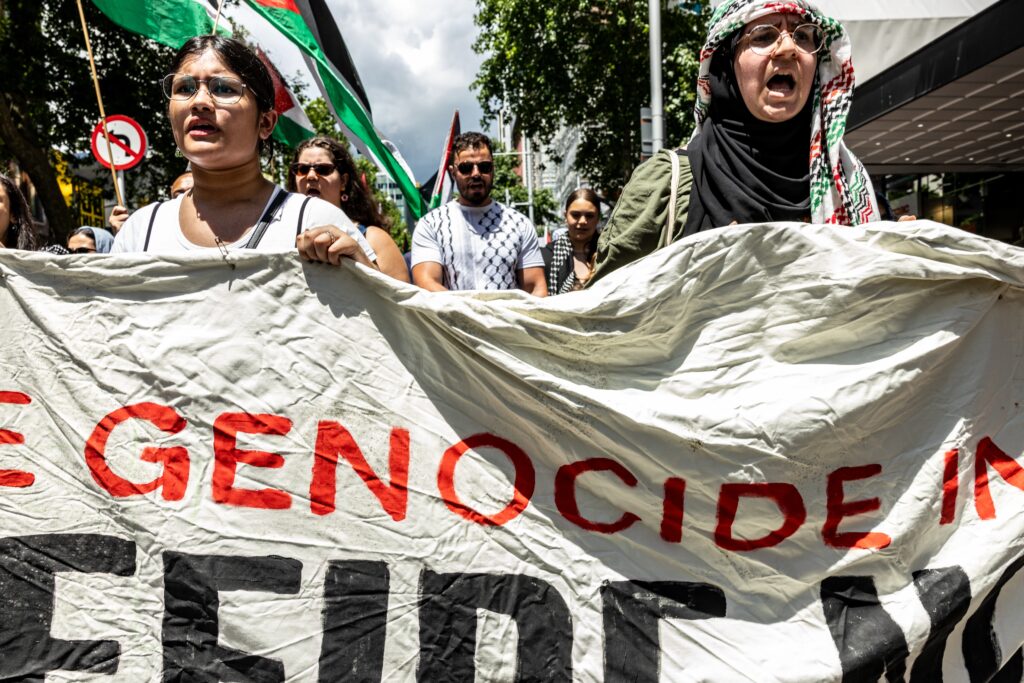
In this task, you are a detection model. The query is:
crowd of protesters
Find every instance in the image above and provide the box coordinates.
[2,0,928,297]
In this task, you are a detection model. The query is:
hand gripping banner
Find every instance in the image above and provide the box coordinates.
[0,221,1022,681]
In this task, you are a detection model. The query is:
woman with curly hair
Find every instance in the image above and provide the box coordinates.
[288,136,410,283]
[0,174,40,251]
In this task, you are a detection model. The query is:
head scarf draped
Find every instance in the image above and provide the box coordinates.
[689,0,879,228]
[72,226,115,254]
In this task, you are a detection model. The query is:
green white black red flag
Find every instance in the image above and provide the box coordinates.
[244,0,426,218]
[427,110,461,212]
[90,0,226,49]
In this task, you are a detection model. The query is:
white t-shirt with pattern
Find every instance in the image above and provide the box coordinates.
[410,199,543,291]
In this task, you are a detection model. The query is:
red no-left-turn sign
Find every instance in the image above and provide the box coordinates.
[91,115,147,171]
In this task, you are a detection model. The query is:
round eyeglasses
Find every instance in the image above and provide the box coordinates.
[161,74,248,104]
[738,23,824,55]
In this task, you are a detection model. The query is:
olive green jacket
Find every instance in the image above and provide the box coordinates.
[590,150,693,285]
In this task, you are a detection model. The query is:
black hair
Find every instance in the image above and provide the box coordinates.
[564,187,601,214]
[452,132,493,158]
[0,174,39,251]
[287,136,387,228]
[169,35,275,113]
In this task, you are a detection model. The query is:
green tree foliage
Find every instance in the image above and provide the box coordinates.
[0,0,180,243]
[473,1,707,197]
[490,145,558,229]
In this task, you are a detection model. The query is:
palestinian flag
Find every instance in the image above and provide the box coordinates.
[255,48,315,148]
[90,0,228,48]
[244,0,426,219]
[427,110,460,211]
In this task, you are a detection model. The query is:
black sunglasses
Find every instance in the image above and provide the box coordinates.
[70,247,96,254]
[455,161,494,175]
[291,162,337,176]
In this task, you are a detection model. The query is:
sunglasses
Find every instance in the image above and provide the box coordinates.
[70,247,96,254]
[455,161,494,175]
[290,162,338,176]
[161,74,248,104]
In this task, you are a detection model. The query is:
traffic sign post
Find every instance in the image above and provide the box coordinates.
[91,115,147,172]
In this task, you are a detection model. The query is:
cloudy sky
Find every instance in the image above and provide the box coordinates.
[235,0,491,181]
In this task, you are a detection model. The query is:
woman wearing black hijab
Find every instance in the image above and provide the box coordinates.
[591,0,879,283]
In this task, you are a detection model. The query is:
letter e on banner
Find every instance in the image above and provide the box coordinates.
[212,413,292,509]
[85,403,189,500]
[0,391,34,488]
[438,433,535,526]
[823,464,891,550]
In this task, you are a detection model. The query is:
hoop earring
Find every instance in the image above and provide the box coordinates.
[340,193,349,203]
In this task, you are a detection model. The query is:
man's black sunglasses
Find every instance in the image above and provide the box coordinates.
[455,161,494,175]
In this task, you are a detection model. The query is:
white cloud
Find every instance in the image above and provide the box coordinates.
[236,0,490,181]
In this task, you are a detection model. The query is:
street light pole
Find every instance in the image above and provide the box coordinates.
[648,0,664,152]
[524,136,535,225]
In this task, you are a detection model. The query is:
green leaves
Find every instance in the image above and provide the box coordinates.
[472,0,707,197]
[1,1,178,222]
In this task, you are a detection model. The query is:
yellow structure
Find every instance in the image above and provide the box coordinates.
[55,152,105,228]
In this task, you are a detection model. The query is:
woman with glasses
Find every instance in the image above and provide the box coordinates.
[287,137,410,282]
[112,35,375,269]
[591,0,880,282]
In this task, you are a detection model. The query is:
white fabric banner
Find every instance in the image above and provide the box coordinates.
[0,220,1022,682]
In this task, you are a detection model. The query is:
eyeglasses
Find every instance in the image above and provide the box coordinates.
[161,74,248,104]
[455,161,494,175]
[290,162,338,177]
[739,23,824,55]
[70,247,96,254]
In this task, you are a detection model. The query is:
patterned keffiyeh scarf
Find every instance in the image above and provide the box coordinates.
[693,0,880,225]
[548,234,581,294]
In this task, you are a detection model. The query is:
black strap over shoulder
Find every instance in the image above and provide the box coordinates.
[243,189,290,249]
[296,196,313,237]
[143,201,164,252]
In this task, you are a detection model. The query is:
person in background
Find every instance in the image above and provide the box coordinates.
[543,189,601,294]
[287,137,409,282]
[68,226,115,254]
[112,35,374,268]
[411,132,547,295]
[0,174,40,251]
[170,171,194,199]
[591,0,880,283]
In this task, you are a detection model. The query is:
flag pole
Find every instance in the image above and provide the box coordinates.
[212,0,226,34]
[74,0,125,208]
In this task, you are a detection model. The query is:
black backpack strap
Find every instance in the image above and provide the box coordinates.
[296,196,313,237]
[142,201,164,252]
[244,188,290,249]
